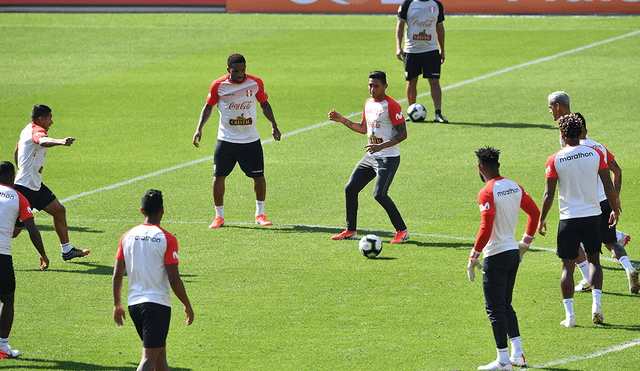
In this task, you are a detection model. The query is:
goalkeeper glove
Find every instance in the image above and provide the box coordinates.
[467,249,482,282]
[518,234,535,261]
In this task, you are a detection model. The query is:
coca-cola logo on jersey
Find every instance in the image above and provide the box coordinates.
[229,101,253,110]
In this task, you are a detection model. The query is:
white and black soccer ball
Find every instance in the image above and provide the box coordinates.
[407,103,427,122]
[359,234,382,259]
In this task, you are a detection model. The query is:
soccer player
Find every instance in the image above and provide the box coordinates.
[112,189,194,371]
[0,161,49,359]
[467,148,539,371]
[538,114,620,327]
[13,104,89,261]
[192,53,281,229]
[328,71,409,244]
[547,91,638,295]
[396,0,448,123]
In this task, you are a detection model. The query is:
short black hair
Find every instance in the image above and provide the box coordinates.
[369,70,386,85]
[227,53,246,68]
[558,114,584,140]
[31,104,52,122]
[574,112,586,129]
[0,162,15,184]
[141,189,163,216]
[475,146,500,167]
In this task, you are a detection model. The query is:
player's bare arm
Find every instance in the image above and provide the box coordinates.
[328,110,367,134]
[599,167,620,227]
[395,19,406,61]
[23,217,49,270]
[260,100,281,141]
[38,136,75,147]
[193,104,213,148]
[538,178,557,236]
[167,264,194,325]
[436,23,445,63]
[112,259,126,326]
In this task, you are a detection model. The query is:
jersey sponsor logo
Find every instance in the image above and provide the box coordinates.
[368,135,384,145]
[479,202,490,212]
[412,30,432,41]
[27,206,32,213]
[128,235,163,243]
[173,251,179,260]
[496,188,520,197]
[395,112,403,121]
[229,114,254,126]
[0,191,15,199]
[558,151,594,163]
[229,101,253,110]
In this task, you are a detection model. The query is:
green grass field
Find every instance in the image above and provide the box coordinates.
[1,13,640,371]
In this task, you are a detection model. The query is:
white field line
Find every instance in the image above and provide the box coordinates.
[58,29,640,204]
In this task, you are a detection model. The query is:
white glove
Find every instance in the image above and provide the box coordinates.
[518,234,535,261]
[467,250,482,282]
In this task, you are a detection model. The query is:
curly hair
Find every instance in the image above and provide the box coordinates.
[558,114,584,140]
[141,189,163,216]
[475,146,500,167]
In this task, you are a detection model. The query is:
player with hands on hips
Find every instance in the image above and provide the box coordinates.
[468,147,540,371]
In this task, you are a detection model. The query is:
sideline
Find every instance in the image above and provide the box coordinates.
[59,28,640,205]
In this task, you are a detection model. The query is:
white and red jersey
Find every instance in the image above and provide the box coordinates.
[580,136,614,203]
[397,0,445,54]
[362,95,405,159]
[546,144,608,220]
[206,73,268,144]
[473,177,540,257]
[0,183,34,256]
[115,223,180,307]
[15,123,49,191]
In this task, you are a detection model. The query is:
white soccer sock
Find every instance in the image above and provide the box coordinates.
[576,260,590,282]
[563,298,574,318]
[255,200,265,217]
[510,336,523,357]
[0,337,8,351]
[497,347,510,364]
[61,242,72,254]
[215,206,224,219]
[619,256,634,275]
[592,289,602,312]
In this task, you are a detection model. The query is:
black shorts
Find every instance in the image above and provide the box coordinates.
[0,255,16,296]
[214,139,264,178]
[129,302,171,349]
[404,50,441,81]
[598,200,617,244]
[13,183,56,211]
[557,215,602,260]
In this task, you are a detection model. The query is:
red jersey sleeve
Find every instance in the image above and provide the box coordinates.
[593,147,608,171]
[17,192,34,221]
[518,185,541,237]
[161,227,179,265]
[206,76,226,106]
[250,75,269,104]
[386,97,406,126]
[361,99,370,122]
[545,153,558,179]
[31,123,48,144]
[115,232,126,261]
[473,182,496,253]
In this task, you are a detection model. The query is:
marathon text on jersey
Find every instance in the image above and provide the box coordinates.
[558,151,594,163]
[496,188,520,197]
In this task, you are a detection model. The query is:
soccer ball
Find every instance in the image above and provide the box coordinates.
[407,103,427,122]
[359,234,382,259]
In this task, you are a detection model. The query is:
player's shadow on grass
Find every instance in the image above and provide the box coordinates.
[34,224,104,234]
[0,358,191,370]
[441,121,556,130]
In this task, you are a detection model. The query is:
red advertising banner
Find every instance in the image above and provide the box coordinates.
[0,0,225,4]
[227,0,639,14]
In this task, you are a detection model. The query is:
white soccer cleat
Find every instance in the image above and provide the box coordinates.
[592,310,604,325]
[0,345,19,359]
[477,360,513,370]
[574,279,591,292]
[561,316,576,328]
[510,354,526,367]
